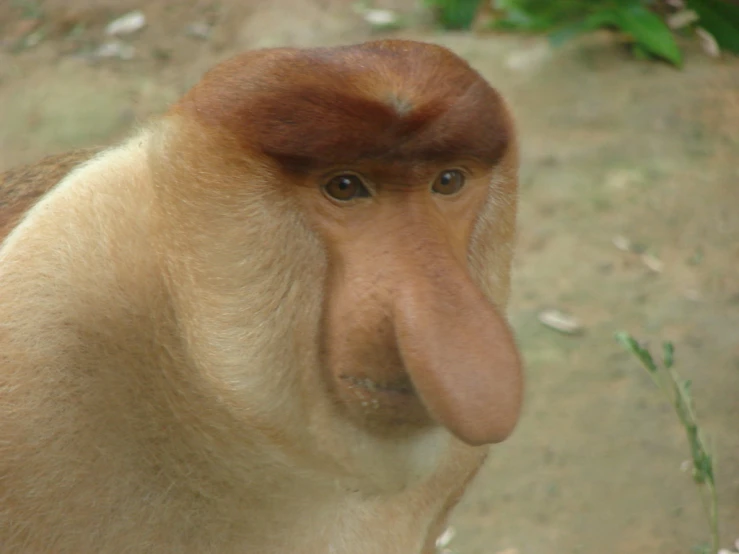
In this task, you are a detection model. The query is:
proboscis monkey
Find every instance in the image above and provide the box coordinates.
[0,40,523,553]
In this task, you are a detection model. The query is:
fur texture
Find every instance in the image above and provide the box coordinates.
[0,40,521,553]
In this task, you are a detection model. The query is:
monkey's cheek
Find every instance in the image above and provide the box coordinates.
[334,374,436,433]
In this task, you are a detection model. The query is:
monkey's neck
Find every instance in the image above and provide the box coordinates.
[1,140,198,473]
[0,137,457,553]
[0,137,340,526]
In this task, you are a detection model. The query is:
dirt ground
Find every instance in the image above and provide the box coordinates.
[1,1,737,553]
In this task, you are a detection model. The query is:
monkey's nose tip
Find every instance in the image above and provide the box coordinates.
[392,273,524,446]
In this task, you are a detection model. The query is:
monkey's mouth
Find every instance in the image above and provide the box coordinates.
[338,374,433,429]
[341,374,415,395]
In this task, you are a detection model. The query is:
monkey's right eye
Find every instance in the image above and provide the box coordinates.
[323,174,370,202]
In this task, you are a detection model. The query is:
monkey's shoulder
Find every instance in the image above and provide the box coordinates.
[0,148,102,241]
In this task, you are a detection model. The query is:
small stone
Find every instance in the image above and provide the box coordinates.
[364,9,396,25]
[505,43,552,72]
[105,11,147,36]
[186,22,211,40]
[641,253,664,273]
[605,168,644,190]
[666,9,698,29]
[435,526,456,549]
[696,27,720,58]
[538,309,582,335]
[361,9,403,30]
[612,235,632,252]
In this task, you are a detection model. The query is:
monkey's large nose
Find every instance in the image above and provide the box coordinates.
[391,253,523,446]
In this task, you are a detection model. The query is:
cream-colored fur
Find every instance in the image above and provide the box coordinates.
[1,37,524,554]
[0,120,499,553]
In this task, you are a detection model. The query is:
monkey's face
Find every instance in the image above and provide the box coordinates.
[294,161,521,449]
[161,39,523,490]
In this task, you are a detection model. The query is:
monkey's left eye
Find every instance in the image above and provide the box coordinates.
[432,170,466,196]
[323,174,370,202]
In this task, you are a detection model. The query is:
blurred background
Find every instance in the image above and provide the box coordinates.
[1,1,737,552]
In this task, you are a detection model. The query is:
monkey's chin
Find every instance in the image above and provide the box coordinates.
[335,423,452,496]
[319,374,453,494]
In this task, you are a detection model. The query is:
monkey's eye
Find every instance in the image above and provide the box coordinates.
[432,170,466,196]
[323,174,370,202]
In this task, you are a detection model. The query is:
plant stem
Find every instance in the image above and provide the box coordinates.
[615,333,720,553]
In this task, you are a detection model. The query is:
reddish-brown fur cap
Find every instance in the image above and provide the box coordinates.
[174,40,511,174]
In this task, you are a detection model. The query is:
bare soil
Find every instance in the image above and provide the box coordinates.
[1,1,737,552]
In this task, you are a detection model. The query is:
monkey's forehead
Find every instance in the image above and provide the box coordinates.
[175,40,512,173]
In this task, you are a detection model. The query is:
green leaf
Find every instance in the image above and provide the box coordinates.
[686,0,739,53]
[691,542,711,554]
[548,10,620,47]
[615,332,659,373]
[425,0,481,30]
[632,43,653,60]
[491,6,559,32]
[663,341,675,369]
[548,20,592,47]
[613,4,683,66]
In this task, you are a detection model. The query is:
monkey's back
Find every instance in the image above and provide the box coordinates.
[0,149,101,241]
